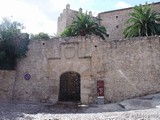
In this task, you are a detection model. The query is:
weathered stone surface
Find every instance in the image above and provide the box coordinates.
[0,70,16,102]
[14,36,160,104]
[57,3,160,40]
[57,4,78,34]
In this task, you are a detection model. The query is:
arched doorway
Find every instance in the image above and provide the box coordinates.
[59,71,80,102]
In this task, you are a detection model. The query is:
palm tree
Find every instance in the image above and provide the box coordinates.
[60,26,76,37]
[60,12,108,40]
[123,3,160,38]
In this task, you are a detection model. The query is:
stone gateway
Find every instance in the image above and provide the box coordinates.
[0,2,160,104]
[59,71,80,102]
[11,36,160,104]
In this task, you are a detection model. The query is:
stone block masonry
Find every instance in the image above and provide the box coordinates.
[98,2,160,40]
[1,2,160,104]
[57,2,160,40]
[57,4,78,34]
[0,70,16,102]
[14,36,160,104]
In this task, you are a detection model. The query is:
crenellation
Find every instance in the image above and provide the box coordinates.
[57,5,79,34]
[1,2,160,105]
[57,2,160,39]
[66,4,70,10]
[79,8,82,13]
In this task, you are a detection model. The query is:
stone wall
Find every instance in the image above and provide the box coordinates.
[101,37,160,102]
[15,37,94,104]
[14,36,160,104]
[57,2,160,39]
[98,2,160,40]
[98,8,131,40]
[0,70,16,102]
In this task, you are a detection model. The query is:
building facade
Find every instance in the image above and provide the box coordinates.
[0,3,160,105]
[8,36,160,104]
[57,2,160,40]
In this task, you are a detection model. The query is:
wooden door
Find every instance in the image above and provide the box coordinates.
[59,71,80,102]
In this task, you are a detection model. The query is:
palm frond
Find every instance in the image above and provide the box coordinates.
[61,11,108,40]
[123,3,159,38]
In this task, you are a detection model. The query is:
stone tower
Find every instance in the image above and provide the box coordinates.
[57,4,79,35]
[57,2,160,39]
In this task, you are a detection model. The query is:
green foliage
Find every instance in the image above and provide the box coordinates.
[0,18,29,70]
[60,12,108,40]
[123,3,160,38]
[30,32,50,40]
[60,27,76,37]
[155,15,160,35]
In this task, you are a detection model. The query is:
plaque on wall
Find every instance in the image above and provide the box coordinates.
[97,80,105,104]
[97,80,104,96]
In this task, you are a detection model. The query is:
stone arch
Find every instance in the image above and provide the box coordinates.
[59,71,81,102]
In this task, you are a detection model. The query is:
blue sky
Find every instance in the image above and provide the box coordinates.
[0,0,159,35]
[92,0,160,12]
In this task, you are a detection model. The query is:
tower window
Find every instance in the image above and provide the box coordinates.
[116,16,118,18]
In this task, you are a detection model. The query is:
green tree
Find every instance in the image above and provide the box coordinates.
[60,12,108,40]
[60,27,76,37]
[30,32,50,40]
[156,16,160,35]
[123,3,160,38]
[0,18,29,70]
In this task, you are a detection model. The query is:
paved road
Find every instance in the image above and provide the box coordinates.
[1,93,160,120]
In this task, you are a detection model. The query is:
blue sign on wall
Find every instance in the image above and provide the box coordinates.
[24,73,31,80]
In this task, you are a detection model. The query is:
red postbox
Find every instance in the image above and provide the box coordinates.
[97,80,104,96]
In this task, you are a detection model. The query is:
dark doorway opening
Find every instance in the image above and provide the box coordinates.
[59,71,80,102]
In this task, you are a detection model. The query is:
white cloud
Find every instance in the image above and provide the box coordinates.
[0,0,58,35]
[115,1,131,9]
[0,0,101,35]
